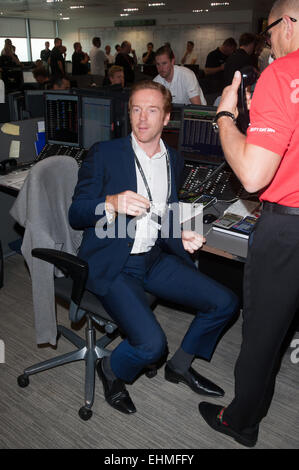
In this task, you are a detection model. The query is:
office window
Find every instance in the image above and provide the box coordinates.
[0,18,26,37]
[31,39,54,61]
[0,37,28,62]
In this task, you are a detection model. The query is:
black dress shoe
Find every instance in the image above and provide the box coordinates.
[96,360,136,414]
[198,402,258,448]
[165,363,224,397]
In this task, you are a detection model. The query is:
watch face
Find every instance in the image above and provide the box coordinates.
[212,121,219,133]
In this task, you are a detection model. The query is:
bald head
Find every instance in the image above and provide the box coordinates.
[270,0,299,18]
[267,0,299,58]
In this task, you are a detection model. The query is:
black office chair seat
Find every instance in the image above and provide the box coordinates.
[17,248,157,420]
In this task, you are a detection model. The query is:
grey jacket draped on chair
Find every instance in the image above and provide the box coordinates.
[10,156,82,345]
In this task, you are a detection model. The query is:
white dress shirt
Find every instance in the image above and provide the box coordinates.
[130,134,168,254]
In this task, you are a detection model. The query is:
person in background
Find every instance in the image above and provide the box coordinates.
[50,37,65,78]
[251,35,265,71]
[181,41,198,65]
[223,33,256,87]
[204,37,237,93]
[258,43,273,72]
[105,45,115,65]
[11,45,22,67]
[142,42,156,65]
[40,41,51,66]
[72,42,89,75]
[32,67,51,89]
[1,39,13,56]
[114,44,121,61]
[89,37,107,86]
[1,39,22,67]
[154,45,206,105]
[51,75,70,90]
[107,65,124,89]
[115,41,137,86]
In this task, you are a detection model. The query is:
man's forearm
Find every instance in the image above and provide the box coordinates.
[218,117,248,182]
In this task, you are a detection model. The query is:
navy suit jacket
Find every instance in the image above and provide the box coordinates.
[69,135,193,296]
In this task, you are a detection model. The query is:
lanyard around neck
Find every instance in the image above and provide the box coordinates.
[131,139,171,204]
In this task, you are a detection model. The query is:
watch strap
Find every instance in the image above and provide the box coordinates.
[214,111,236,123]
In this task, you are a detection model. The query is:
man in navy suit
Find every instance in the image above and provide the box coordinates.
[69,81,239,414]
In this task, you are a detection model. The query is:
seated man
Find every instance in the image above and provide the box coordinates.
[154,45,206,105]
[107,65,124,89]
[32,67,51,89]
[51,75,70,90]
[69,80,239,415]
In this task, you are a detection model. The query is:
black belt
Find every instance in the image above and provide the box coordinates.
[263,201,299,216]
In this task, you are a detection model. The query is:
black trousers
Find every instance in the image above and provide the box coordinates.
[224,208,299,432]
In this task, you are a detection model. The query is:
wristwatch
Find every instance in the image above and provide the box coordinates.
[212,111,236,132]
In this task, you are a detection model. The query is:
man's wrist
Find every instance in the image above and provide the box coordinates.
[212,111,236,132]
[105,195,116,214]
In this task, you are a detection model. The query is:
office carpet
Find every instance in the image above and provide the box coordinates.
[0,254,298,449]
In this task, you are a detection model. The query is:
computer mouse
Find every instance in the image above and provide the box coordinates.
[203,213,218,224]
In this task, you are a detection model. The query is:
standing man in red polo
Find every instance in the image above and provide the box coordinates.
[199,0,299,447]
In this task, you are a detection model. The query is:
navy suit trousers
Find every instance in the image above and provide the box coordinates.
[100,245,239,382]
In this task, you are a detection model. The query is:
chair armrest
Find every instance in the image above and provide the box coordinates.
[31,248,89,305]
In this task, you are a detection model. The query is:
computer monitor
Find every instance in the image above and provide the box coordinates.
[161,103,184,150]
[178,105,224,165]
[24,90,46,118]
[44,92,80,147]
[23,70,35,83]
[80,95,113,149]
[7,91,24,121]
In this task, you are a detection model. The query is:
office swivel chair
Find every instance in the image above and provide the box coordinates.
[13,156,156,420]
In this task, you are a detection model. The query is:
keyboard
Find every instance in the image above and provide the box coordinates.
[179,161,249,202]
[36,143,88,165]
[0,167,31,190]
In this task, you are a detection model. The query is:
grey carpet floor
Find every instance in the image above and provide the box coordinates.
[0,254,298,449]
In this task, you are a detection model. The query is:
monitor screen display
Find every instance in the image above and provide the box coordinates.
[45,93,80,147]
[24,90,45,118]
[23,71,35,83]
[81,96,112,149]
[179,106,224,164]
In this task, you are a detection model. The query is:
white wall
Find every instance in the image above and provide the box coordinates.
[59,10,253,68]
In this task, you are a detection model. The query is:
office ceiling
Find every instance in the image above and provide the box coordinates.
[0,0,274,21]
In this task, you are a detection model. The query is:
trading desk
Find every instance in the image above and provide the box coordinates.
[189,201,248,303]
[202,202,248,261]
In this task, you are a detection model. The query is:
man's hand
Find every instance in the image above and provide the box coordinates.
[181,230,206,254]
[217,70,242,116]
[106,191,150,217]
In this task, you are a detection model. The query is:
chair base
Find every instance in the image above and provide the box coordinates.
[17,315,118,420]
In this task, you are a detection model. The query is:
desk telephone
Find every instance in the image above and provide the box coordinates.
[237,66,259,135]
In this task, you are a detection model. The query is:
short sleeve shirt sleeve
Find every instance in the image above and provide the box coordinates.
[246,64,297,157]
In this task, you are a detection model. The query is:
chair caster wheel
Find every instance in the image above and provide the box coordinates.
[79,406,92,421]
[145,368,157,378]
[17,374,29,388]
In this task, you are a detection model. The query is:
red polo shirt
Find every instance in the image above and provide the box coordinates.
[246,48,299,207]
